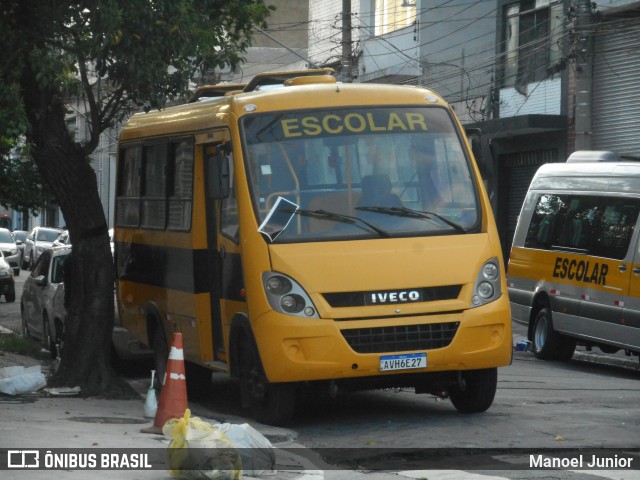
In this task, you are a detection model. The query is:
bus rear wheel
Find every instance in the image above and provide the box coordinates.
[238,337,296,426]
[449,368,497,413]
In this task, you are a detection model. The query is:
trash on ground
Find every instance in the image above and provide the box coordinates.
[163,408,242,479]
[0,365,47,395]
[215,422,276,476]
[143,369,158,418]
[43,386,82,396]
[514,339,532,352]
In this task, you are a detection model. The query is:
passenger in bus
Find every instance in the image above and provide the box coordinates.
[409,138,444,210]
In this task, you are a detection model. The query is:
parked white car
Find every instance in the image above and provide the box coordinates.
[0,228,20,275]
[20,246,70,357]
[22,226,63,270]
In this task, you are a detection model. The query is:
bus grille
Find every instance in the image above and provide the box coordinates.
[323,285,461,308]
[341,322,459,354]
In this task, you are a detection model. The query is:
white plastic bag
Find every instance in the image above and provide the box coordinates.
[0,365,47,395]
[215,423,275,477]
[163,409,241,480]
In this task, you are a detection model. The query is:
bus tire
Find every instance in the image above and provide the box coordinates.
[449,368,497,413]
[238,337,296,426]
[531,307,560,360]
[152,326,169,392]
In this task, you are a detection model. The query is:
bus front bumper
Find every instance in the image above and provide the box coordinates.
[253,298,513,383]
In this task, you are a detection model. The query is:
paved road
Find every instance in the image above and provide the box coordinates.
[0,266,25,333]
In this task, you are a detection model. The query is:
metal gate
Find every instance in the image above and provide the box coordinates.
[592,17,640,155]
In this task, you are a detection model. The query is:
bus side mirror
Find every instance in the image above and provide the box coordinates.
[207,148,230,199]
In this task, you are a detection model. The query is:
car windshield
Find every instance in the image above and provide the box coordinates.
[241,106,479,242]
[13,231,27,241]
[37,229,61,242]
[0,230,13,243]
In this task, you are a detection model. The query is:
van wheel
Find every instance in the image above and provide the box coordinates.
[531,307,561,360]
[555,336,576,362]
[152,327,169,392]
[5,290,15,302]
[238,336,296,426]
[449,368,497,413]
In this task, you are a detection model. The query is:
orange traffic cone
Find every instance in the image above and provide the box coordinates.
[141,332,188,434]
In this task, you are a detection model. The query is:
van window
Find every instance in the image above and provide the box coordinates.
[524,194,640,260]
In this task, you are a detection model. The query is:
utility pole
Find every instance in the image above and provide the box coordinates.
[574,0,593,150]
[341,0,353,83]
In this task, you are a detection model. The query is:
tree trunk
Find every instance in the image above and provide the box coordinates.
[21,66,135,398]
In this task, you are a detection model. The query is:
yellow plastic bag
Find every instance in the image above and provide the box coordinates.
[163,409,242,480]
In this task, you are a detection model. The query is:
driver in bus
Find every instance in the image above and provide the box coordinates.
[409,137,444,211]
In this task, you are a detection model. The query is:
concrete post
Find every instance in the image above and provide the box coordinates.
[574,0,593,150]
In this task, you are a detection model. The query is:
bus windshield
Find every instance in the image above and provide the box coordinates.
[242,106,479,242]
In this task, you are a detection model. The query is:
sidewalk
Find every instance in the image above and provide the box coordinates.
[0,340,324,480]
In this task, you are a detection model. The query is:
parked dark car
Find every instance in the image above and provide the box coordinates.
[22,226,63,270]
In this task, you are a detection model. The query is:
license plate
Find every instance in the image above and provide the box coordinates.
[379,352,427,372]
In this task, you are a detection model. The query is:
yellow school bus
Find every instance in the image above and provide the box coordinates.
[115,69,512,425]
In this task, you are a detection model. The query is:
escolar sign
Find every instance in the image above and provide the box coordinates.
[280,112,429,138]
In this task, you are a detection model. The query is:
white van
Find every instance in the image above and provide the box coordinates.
[508,150,640,362]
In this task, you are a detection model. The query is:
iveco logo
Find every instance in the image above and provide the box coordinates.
[367,290,422,305]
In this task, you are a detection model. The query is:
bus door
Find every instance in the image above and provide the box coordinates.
[203,135,241,361]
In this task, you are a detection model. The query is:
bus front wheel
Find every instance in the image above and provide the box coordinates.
[449,368,497,413]
[238,337,296,426]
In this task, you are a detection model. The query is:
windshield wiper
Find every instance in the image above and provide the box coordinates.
[296,209,391,237]
[355,206,466,233]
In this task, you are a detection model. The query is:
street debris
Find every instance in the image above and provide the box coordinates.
[163,409,277,479]
[43,386,82,396]
[0,365,47,395]
[514,339,532,352]
[143,369,158,418]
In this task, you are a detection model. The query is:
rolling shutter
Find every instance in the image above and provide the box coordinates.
[592,18,640,155]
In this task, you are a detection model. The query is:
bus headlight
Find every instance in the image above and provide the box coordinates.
[263,272,319,318]
[281,294,305,313]
[477,281,494,299]
[471,258,502,308]
[266,276,292,295]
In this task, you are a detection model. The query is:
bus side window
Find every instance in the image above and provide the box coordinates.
[167,140,194,231]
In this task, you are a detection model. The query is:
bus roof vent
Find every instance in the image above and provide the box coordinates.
[284,75,337,87]
[243,68,335,92]
[566,150,621,163]
[190,83,247,102]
